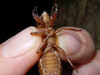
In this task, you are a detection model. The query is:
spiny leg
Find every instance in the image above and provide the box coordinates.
[50,3,58,23]
[32,6,41,24]
[36,38,48,54]
[30,30,44,36]
[53,44,78,73]
[56,27,82,33]
[56,27,82,36]
[36,34,51,54]
[31,31,47,54]
[51,3,57,16]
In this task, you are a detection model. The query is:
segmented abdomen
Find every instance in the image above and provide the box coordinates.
[38,51,62,75]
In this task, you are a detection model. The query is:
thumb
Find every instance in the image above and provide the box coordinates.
[0,26,42,75]
[57,27,95,63]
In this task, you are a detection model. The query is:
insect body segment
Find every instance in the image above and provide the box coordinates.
[31,4,79,75]
[39,50,62,75]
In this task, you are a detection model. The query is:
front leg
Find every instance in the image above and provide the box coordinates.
[31,31,43,35]
[30,30,46,37]
[31,31,48,54]
[32,6,42,24]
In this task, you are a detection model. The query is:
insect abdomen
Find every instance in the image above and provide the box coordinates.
[38,51,62,75]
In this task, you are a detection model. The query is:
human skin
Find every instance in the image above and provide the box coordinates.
[0,26,99,75]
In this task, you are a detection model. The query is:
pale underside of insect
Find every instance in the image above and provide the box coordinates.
[31,4,80,75]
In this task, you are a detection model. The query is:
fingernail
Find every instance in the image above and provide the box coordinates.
[73,62,100,75]
[57,30,82,55]
[0,26,42,58]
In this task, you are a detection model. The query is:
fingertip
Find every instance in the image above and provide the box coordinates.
[72,51,100,75]
[0,26,42,74]
[0,26,42,58]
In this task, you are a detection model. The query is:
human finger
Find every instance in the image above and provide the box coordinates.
[0,26,42,75]
[57,27,95,64]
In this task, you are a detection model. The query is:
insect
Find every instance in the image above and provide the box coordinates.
[31,4,80,75]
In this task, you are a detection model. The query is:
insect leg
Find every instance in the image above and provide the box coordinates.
[36,38,48,54]
[31,31,48,54]
[53,44,78,73]
[51,3,57,16]
[31,31,42,35]
[50,3,58,23]
[56,27,82,36]
[32,6,41,23]
[30,30,46,37]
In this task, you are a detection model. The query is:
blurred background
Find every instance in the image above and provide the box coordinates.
[0,0,100,75]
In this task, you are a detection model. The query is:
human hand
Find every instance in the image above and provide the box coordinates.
[0,26,99,75]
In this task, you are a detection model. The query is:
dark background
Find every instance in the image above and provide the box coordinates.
[0,0,100,75]
[0,0,53,43]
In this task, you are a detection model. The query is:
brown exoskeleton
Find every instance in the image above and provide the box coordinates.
[31,4,79,75]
